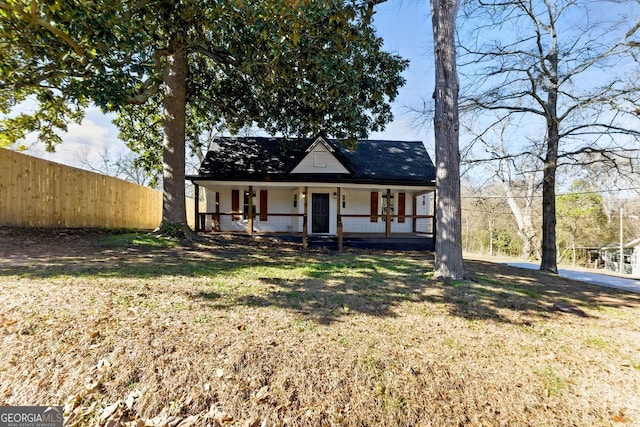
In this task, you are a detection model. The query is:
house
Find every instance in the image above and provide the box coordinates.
[600,238,640,276]
[186,135,436,249]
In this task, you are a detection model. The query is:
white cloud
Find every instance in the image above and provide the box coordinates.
[18,117,131,174]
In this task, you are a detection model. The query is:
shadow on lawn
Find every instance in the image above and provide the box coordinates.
[193,254,432,324]
[192,253,640,326]
[2,231,639,325]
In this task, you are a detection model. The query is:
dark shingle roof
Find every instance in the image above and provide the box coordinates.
[190,136,435,185]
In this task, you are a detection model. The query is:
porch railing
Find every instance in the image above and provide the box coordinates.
[196,211,434,251]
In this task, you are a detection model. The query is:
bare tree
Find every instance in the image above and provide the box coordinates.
[626,0,640,50]
[462,117,543,259]
[458,0,640,273]
[74,142,158,187]
[431,0,466,280]
[461,180,518,256]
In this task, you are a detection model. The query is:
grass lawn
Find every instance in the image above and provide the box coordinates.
[1,228,639,426]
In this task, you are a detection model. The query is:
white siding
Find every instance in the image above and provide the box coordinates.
[203,188,218,230]
[290,144,350,174]
[254,189,297,232]
[415,193,433,234]
[341,190,383,233]
[204,187,304,233]
[218,188,245,232]
[201,185,434,235]
[341,190,418,234]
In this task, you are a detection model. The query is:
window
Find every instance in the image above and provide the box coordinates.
[397,192,406,223]
[341,194,346,209]
[382,193,394,221]
[293,193,298,208]
[243,191,256,220]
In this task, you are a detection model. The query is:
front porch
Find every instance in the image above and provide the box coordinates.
[192,183,436,251]
[267,232,435,251]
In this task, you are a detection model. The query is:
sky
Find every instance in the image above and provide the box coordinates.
[16,1,437,173]
[12,0,639,187]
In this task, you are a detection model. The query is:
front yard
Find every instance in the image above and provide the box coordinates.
[1,228,639,426]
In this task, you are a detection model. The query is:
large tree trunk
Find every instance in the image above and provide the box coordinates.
[431,0,465,280]
[159,37,189,234]
[540,127,559,272]
[540,46,559,273]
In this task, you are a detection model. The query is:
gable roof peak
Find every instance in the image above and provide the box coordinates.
[287,135,354,175]
[304,134,337,153]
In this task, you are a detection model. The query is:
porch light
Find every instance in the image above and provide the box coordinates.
[333,192,337,199]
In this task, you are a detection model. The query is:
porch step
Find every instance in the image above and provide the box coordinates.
[307,235,434,251]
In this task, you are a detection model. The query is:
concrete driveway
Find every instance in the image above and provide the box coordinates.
[507,262,640,294]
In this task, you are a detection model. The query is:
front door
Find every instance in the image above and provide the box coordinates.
[311,193,330,233]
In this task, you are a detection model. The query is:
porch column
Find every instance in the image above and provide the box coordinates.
[194,183,200,232]
[302,186,308,248]
[385,188,391,238]
[412,194,417,233]
[248,185,253,236]
[432,190,437,240]
[215,192,220,231]
[337,187,343,251]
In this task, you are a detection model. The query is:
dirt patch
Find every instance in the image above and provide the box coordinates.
[1,228,639,426]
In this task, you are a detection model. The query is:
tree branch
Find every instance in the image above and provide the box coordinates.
[189,45,238,67]
[0,1,89,64]
[126,78,158,105]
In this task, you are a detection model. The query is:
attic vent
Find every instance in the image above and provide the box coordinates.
[314,152,327,167]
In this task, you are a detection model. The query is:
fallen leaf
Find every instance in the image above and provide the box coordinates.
[96,359,112,372]
[2,318,17,327]
[165,415,182,427]
[85,381,101,393]
[612,415,626,423]
[255,386,269,402]
[125,389,142,409]
[100,401,121,423]
[207,406,235,425]
[64,394,82,413]
[237,325,246,331]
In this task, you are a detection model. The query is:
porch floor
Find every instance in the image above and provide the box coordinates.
[312,234,434,251]
[207,232,435,251]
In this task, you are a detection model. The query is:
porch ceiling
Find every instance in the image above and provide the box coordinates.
[191,179,435,193]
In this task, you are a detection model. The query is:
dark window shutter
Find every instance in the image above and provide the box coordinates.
[370,192,378,222]
[231,190,240,220]
[260,190,268,221]
[398,192,406,223]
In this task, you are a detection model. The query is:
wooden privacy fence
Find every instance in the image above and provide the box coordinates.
[0,148,195,229]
